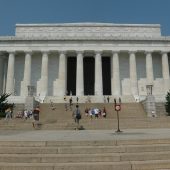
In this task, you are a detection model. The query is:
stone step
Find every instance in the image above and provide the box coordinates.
[125,144,170,153]
[39,103,146,122]
[121,151,170,161]
[0,146,124,154]
[1,119,170,130]
[132,159,170,170]
[1,151,170,163]
[1,138,170,147]
[0,160,170,170]
[0,153,121,163]
[0,162,131,170]
[0,144,170,154]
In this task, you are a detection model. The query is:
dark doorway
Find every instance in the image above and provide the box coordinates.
[83,57,95,95]
[67,57,76,95]
[102,57,111,95]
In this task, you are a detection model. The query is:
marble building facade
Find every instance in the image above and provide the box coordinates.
[0,23,170,103]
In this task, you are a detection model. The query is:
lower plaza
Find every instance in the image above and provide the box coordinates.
[0,23,170,103]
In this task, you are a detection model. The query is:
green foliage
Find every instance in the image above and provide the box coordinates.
[165,91,170,116]
[0,93,14,117]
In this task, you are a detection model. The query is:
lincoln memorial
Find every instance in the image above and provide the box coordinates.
[0,23,170,103]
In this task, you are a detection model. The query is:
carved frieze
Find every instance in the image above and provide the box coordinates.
[15,23,161,39]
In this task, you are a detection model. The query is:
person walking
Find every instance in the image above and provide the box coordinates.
[76,97,79,104]
[72,105,81,130]
[107,96,110,103]
[64,96,68,111]
[32,106,40,129]
[5,107,12,120]
[69,97,73,110]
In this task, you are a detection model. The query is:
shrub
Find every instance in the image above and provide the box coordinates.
[0,93,14,117]
[165,91,170,116]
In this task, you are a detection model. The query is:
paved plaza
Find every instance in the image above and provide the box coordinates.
[0,128,170,141]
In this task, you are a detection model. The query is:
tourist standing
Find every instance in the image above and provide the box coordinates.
[69,97,73,110]
[107,96,110,103]
[64,96,68,111]
[102,107,107,118]
[32,106,40,128]
[24,109,28,120]
[76,97,79,103]
[5,107,12,120]
[72,105,81,130]
[103,96,106,103]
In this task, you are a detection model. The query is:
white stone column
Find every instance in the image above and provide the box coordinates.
[129,51,138,96]
[0,53,4,94]
[76,51,84,96]
[112,51,120,96]
[21,51,32,96]
[95,51,103,95]
[6,52,15,95]
[54,51,66,96]
[146,52,154,84]
[3,58,7,93]
[38,51,49,96]
[161,51,170,92]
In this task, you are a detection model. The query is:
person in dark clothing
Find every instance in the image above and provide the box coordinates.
[32,106,40,128]
[107,96,110,103]
[69,97,73,110]
[76,97,79,103]
[72,105,81,130]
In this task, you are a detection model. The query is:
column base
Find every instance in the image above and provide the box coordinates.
[20,81,28,97]
[164,79,170,93]
[53,79,65,96]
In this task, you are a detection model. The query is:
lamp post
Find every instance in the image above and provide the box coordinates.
[114,98,122,133]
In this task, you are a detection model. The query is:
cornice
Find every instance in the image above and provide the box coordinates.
[16,23,161,28]
[0,36,170,42]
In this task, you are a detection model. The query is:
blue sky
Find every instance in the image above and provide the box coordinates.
[0,0,170,36]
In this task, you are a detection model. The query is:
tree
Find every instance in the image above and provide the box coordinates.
[165,91,170,116]
[0,93,14,117]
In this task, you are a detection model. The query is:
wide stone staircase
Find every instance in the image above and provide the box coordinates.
[1,102,170,169]
[1,139,170,170]
[1,102,170,130]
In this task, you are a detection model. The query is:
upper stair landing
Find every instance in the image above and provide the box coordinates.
[44,95,136,103]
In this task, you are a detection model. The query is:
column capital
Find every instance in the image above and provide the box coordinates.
[128,51,136,55]
[8,51,16,55]
[58,50,67,55]
[145,51,153,55]
[95,50,102,55]
[161,51,169,55]
[41,51,50,55]
[111,51,119,55]
[24,51,33,55]
[76,51,84,55]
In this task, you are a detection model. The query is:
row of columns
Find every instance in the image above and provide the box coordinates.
[4,50,170,96]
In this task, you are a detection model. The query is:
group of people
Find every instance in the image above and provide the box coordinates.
[103,96,110,103]
[64,96,79,111]
[71,105,107,130]
[85,107,107,119]
[15,106,40,129]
